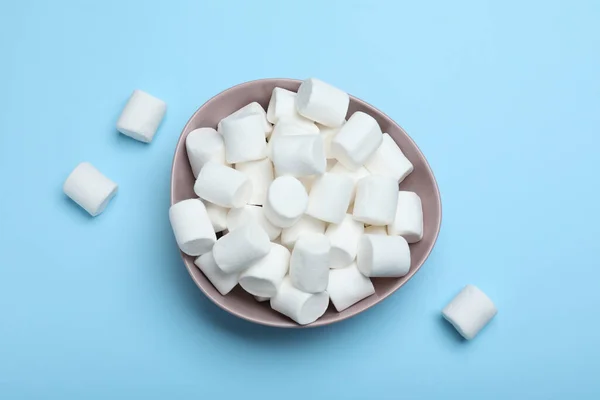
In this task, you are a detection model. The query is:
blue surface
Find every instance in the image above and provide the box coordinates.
[1,0,599,398]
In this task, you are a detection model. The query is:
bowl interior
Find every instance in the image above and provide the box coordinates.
[171,78,441,327]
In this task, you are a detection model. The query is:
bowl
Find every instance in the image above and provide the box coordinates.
[170,78,442,328]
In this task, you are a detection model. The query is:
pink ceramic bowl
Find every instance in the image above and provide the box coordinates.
[171,78,441,328]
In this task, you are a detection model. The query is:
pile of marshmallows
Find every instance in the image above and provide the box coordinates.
[169,78,426,326]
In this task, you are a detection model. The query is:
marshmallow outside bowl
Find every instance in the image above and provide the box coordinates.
[171,78,441,328]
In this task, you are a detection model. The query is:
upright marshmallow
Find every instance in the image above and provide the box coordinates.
[318,123,344,159]
[220,113,268,163]
[194,161,252,208]
[116,89,166,143]
[272,135,326,177]
[442,285,497,340]
[212,222,271,274]
[169,199,217,256]
[203,200,228,232]
[263,176,308,228]
[364,225,387,235]
[331,111,382,170]
[325,214,364,268]
[329,162,370,202]
[217,102,272,136]
[195,251,239,295]
[306,173,353,224]
[235,158,274,206]
[295,78,349,128]
[267,120,318,159]
[357,234,410,278]
[364,133,413,183]
[353,175,399,225]
[387,191,423,243]
[327,263,375,312]
[281,215,326,249]
[239,243,290,297]
[266,87,318,132]
[270,277,329,325]
[186,128,228,178]
[63,162,118,217]
[289,233,330,293]
[227,205,281,240]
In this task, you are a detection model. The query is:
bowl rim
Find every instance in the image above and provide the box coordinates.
[170,78,442,328]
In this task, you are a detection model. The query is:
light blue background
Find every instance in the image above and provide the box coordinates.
[1,0,599,398]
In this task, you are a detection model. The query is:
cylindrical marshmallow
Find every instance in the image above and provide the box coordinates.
[239,243,290,297]
[387,191,423,243]
[203,200,228,233]
[317,122,344,159]
[193,161,252,208]
[289,233,330,293]
[195,251,239,295]
[272,135,326,177]
[357,234,410,278]
[281,215,326,249]
[364,133,414,183]
[186,128,228,178]
[255,296,269,302]
[364,225,387,235]
[63,162,118,217]
[263,176,308,228]
[116,89,167,143]
[169,199,217,256]
[295,78,349,128]
[329,162,370,202]
[325,214,364,268]
[267,120,318,159]
[266,87,319,132]
[327,263,375,312]
[212,222,271,274]
[442,285,497,340]
[235,158,274,206]
[270,277,329,325]
[220,113,268,163]
[331,111,382,170]
[226,205,281,240]
[306,173,354,224]
[217,102,272,136]
[353,175,399,225]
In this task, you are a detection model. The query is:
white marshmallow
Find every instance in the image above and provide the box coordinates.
[442,285,497,340]
[195,251,239,295]
[364,133,413,183]
[202,200,228,232]
[217,102,272,136]
[306,173,354,224]
[235,158,274,206]
[186,128,228,178]
[295,78,349,127]
[281,215,326,249]
[270,277,329,325]
[364,225,387,235]
[212,222,271,274]
[220,113,268,163]
[331,111,382,170]
[169,199,217,256]
[325,214,364,268]
[116,89,167,143]
[318,123,344,159]
[272,135,326,177]
[387,191,423,243]
[255,296,269,302]
[63,162,118,217]
[353,175,399,225]
[266,87,319,132]
[239,243,290,297]
[329,162,370,202]
[263,176,308,228]
[327,263,375,312]
[357,234,410,277]
[193,161,252,208]
[289,233,330,293]
[226,205,281,240]
[267,120,318,160]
